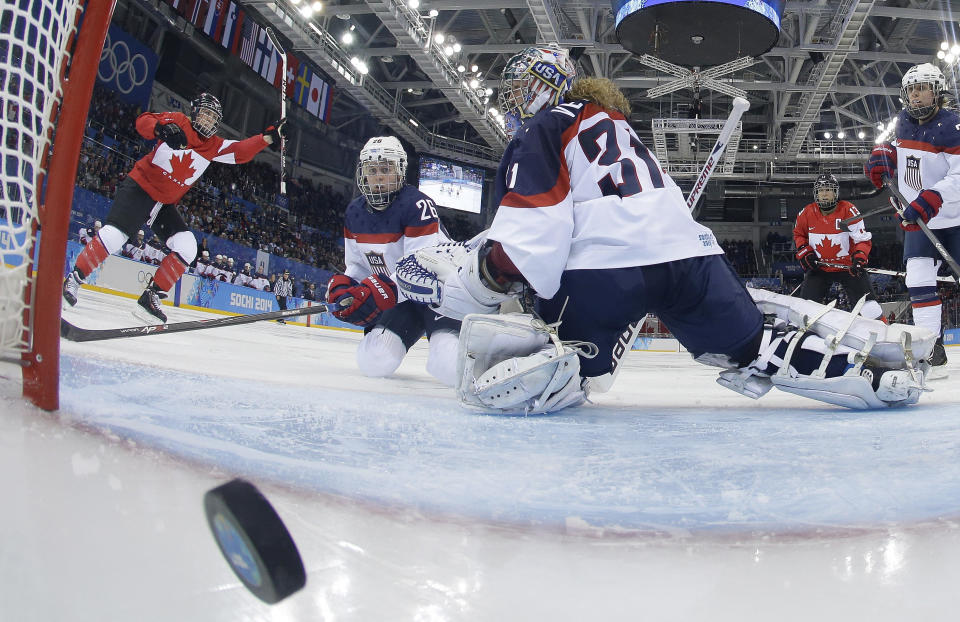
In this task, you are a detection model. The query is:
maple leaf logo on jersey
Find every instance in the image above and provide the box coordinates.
[815,237,843,260]
[169,153,196,184]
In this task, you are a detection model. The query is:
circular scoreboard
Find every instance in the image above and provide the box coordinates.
[613,0,785,67]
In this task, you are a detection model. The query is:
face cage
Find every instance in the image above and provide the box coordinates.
[814,186,839,211]
[192,107,221,138]
[356,161,404,210]
[901,83,940,120]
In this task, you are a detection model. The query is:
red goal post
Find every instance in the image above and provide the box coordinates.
[1,0,114,410]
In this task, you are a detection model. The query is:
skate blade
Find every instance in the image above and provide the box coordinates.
[131,306,166,326]
[926,365,949,381]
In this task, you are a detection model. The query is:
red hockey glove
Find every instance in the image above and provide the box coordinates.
[154,122,187,149]
[865,143,896,189]
[328,275,398,326]
[325,274,357,305]
[849,250,868,277]
[263,118,287,152]
[796,244,819,272]
[900,189,942,231]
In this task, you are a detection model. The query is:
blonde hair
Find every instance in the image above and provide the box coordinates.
[567,78,632,117]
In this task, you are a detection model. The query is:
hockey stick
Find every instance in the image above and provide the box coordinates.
[883,177,960,282]
[838,200,896,231]
[265,28,287,196]
[587,315,650,393]
[686,97,750,215]
[61,301,343,342]
[864,266,956,283]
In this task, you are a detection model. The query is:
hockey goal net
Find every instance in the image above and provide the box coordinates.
[1,0,113,410]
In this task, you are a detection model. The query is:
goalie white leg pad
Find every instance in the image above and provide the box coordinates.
[472,345,584,413]
[457,313,589,414]
[356,328,408,378]
[748,287,936,364]
[426,329,459,387]
[770,365,925,409]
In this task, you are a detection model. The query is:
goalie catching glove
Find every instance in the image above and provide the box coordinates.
[395,235,523,320]
[325,274,397,326]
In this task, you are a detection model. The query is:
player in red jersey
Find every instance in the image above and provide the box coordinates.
[62,93,286,323]
[794,174,885,321]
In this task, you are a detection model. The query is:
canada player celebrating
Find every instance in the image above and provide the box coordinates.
[793,173,884,320]
[62,93,286,323]
[324,136,460,387]
[396,45,933,414]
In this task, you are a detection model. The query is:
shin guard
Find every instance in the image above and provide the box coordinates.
[152,253,188,292]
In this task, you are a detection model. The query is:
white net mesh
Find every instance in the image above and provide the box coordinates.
[0,0,81,353]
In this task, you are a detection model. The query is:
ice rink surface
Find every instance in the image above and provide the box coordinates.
[3,288,960,621]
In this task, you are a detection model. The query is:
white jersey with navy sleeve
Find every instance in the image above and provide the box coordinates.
[343,185,449,283]
[486,101,723,299]
[894,107,960,229]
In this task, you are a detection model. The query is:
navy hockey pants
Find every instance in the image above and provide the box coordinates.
[535,254,765,377]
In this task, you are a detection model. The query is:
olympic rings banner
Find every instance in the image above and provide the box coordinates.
[97,25,158,107]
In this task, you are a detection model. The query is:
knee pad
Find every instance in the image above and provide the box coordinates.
[905,257,939,289]
[356,328,407,377]
[165,230,197,264]
[860,299,883,320]
[98,224,129,255]
[426,329,459,387]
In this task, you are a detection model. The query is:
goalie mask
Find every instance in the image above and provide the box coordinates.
[190,93,222,138]
[356,136,407,211]
[813,173,839,213]
[901,63,945,120]
[498,45,576,138]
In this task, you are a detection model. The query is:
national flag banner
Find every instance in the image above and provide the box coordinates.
[202,0,223,37]
[165,0,187,17]
[230,11,245,56]
[306,73,330,120]
[276,53,299,96]
[252,29,279,83]
[219,2,240,49]
[238,16,261,67]
[293,63,314,109]
[190,0,210,28]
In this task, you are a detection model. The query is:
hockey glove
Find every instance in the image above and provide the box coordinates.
[849,250,868,277]
[263,118,287,151]
[325,274,358,305]
[900,189,942,231]
[154,122,188,149]
[328,275,398,326]
[796,244,819,272]
[865,143,896,189]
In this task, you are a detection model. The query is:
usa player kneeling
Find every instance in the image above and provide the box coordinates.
[393,45,930,414]
[324,136,460,386]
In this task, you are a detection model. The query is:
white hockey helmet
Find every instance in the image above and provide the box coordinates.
[498,45,576,138]
[356,136,407,211]
[813,173,839,212]
[190,93,222,138]
[94,220,102,229]
[901,63,945,120]
[202,250,210,258]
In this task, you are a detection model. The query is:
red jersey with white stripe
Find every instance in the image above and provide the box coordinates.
[893,107,960,229]
[793,200,872,272]
[128,112,270,204]
[486,101,722,298]
[342,185,449,282]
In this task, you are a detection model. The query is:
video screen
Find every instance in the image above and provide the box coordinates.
[417,156,484,214]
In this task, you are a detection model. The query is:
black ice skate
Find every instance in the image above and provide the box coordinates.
[134,282,168,324]
[62,270,82,307]
[927,335,948,380]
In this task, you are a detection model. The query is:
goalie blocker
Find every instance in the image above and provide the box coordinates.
[397,242,932,414]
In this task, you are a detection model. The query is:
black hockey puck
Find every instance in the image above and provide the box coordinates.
[203,479,306,604]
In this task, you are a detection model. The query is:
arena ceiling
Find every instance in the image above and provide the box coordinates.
[238,0,958,181]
